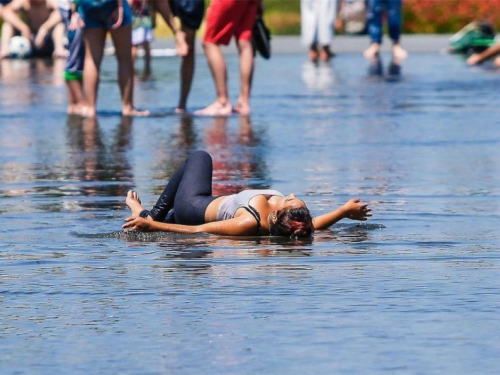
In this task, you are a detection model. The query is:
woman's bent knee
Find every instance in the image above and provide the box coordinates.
[190,150,211,162]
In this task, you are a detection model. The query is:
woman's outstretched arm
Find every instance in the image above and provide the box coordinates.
[312,199,372,230]
[123,215,259,236]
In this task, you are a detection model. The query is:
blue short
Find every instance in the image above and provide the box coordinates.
[60,8,85,78]
[0,0,12,5]
[169,0,205,30]
[78,0,132,29]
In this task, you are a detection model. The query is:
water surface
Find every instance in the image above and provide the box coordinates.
[1,47,500,374]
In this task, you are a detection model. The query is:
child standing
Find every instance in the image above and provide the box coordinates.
[129,0,154,76]
[59,0,85,115]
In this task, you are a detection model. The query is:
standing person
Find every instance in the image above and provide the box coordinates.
[129,0,154,76]
[1,0,67,58]
[163,0,205,113]
[59,0,85,115]
[194,0,259,116]
[300,0,338,62]
[363,0,407,60]
[76,0,148,117]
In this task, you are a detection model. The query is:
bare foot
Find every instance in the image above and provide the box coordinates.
[392,44,408,60]
[494,57,500,67]
[320,46,334,62]
[175,107,186,114]
[126,190,144,216]
[67,104,77,115]
[233,100,251,116]
[67,105,80,115]
[194,101,232,116]
[82,106,97,118]
[309,48,319,62]
[364,43,380,59]
[122,107,150,117]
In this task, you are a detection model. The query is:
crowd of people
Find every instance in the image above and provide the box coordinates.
[301,0,407,63]
[1,0,499,119]
[0,0,260,117]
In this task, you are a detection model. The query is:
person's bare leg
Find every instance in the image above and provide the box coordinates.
[234,38,253,116]
[143,41,151,77]
[320,45,334,61]
[66,81,78,114]
[110,24,149,116]
[309,42,319,62]
[66,79,85,115]
[83,27,107,117]
[131,44,138,74]
[364,42,380,59]
[52,22,69,58]
[176,25,196,113]
[0,22,14,59]
[194,41,232,116]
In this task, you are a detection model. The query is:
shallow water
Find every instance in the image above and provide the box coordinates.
[1,49,500,374]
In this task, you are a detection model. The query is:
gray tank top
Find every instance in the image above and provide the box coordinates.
[216,189,284,222]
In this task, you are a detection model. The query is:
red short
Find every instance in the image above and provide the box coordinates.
[203,0,259,45]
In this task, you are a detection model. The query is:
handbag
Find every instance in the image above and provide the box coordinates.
[252,17,271,59]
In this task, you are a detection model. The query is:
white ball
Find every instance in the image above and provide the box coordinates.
[8,36,32,59]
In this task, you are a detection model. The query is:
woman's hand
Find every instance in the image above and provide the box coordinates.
[69,12,84,30]
[466,53,482,66]
[342,199,372,221]
[20,26,33,43]
[174,30,188,57]
[110,5,124,30]
[123,216,152,231]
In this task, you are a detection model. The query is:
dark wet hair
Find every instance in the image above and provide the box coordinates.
[269,207,314,238]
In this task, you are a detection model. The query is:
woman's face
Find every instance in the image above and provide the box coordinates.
[280,194,307,210]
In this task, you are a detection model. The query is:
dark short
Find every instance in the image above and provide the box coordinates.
[30,34,54,58]
[168,0,205,30]
[0,0,12,5]
[59,9,85,78]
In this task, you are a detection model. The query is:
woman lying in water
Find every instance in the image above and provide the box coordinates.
[123,150,372,238]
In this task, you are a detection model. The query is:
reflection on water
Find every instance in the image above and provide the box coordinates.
[0,58,65,108]
[206,115,268,194]
[367,54,402,81]
[302,60,338,90]
[1,51,500,374]
[64,116,133,207]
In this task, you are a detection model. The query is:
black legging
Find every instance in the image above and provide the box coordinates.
[140,150,217,225]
